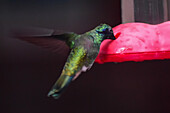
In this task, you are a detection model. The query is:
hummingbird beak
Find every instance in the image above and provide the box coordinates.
[107,33,116,40]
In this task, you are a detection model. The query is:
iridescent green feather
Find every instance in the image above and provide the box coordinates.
[85,24,111,44]
[48,46,87,99]
[61,46,87,77]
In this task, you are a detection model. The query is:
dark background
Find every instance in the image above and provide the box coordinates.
[1,0,170,113]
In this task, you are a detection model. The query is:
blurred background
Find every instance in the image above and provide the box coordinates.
[1,0,170,113]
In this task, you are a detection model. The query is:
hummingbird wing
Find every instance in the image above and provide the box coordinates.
[12,27,78,53]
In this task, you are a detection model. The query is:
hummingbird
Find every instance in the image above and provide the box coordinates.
[14,24,116,99]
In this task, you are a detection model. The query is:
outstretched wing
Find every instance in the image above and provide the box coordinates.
[12,27,78,53]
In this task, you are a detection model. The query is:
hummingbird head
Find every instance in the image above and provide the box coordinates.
[96,24,116,41]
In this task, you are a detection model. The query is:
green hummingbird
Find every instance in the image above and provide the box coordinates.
[14,24,116,99]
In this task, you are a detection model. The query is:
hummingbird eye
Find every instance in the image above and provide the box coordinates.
[104,28,109,32]
[97,28,111,34]
[96,24,112,34]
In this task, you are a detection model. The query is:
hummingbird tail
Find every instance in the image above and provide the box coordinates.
[48,75,73,99]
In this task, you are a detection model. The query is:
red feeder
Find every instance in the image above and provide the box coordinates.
[95,21,170,63]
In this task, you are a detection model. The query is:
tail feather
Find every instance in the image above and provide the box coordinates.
[48,75,73,99]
